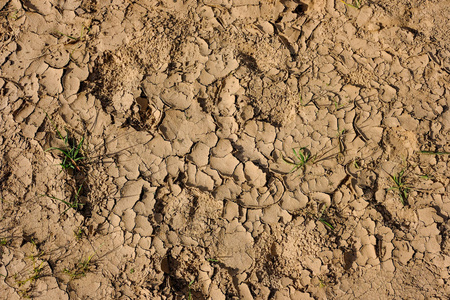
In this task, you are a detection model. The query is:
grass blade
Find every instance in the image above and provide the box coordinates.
[319,218,335,231]
[420,151,450,155]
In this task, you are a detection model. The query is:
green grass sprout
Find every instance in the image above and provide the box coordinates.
[43,186,84,214]
[340,0,362,9]
[283,147,316,174]
[387,169,410,206]
[319,218,335,231]
[419,150,450,155]
[64,252,95,280]
[16,254,46,289]
[74,227,85,240]
[318,204,335,231]
[45,135,85,171]
[55,24,91,43]
[16,262,44,287]
[187,279,195,300]
[45,113,85,172]
[307,204,335,231]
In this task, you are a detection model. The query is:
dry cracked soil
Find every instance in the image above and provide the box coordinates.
[1,0,450,299]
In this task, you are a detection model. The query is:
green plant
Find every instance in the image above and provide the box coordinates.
[319,217,334,231]
[74,227,85,240]
[337,128,346,137]
[51,24,92,65]
[317,204,335,231]
[0,237,8,246]
[12,243,46,297]
[64,252,95,280]
[318,277,326,288]
[46,134,85,172]
[307,204,335,231]
[388,169,410,206]
[283,147,316,174]
[10,10,20,20]
[55,24,91,43]
[419,150,450,155]
[45,114,85,172]
[15,252,46,289]
[43,185,84,214]
[187,279,195,300]
[333,99,346,111]
[16,262,45,287]
[419,173,435,180]
[340,0,362,9]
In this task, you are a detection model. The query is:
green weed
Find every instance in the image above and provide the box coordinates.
[318,277,326,288]
[10,10,21,20]
[16,252,46,290]
[387,169,409,206]
[54,25,91,63]
[16,262,45,287]
[187,279,195,300]
[419,150,450,155]
[74,227,85,240]
[307,204,335,231]
[419,173,435,180]
[45,135,85,172]
[55,24,91,43]
[64,252,95,280]
[43,185,84,214]
[333,99,346,111]
[340,0,362,9]
[283,147,316,174]
[317,204,335,231]
[45,114,85,172]
[13,243,46,297]
[319,218,334,231]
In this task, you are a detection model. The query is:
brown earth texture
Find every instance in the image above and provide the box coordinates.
[1,0,450,299]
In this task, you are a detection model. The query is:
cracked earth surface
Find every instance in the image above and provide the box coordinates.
[1,0,450,299]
